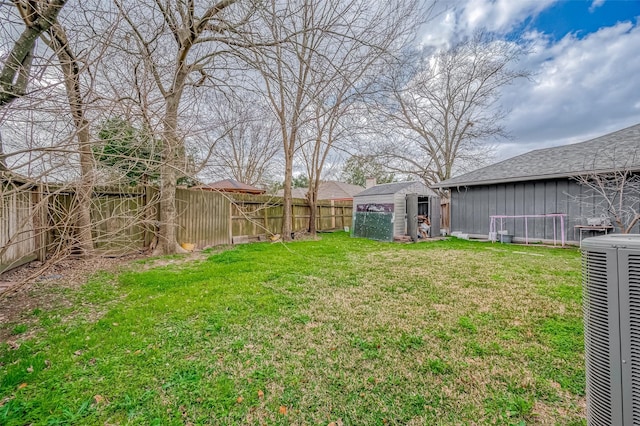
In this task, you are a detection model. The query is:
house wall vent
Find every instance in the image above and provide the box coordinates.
[582,234,640,425]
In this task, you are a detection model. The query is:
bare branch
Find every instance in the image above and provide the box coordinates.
[0,0,67,106]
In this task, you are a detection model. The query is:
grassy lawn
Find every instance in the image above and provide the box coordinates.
[0,233,585,425]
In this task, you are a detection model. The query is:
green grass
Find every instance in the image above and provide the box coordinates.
[0,233,585,425]
[9,325,28,336]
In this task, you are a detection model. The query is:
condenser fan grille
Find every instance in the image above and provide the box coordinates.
[582,235,640,426]
[583,250,613,425]
[629,253,640,423]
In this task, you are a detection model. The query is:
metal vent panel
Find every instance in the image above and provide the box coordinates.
[582,236,640,426]
[625,252,640,424]
[582,249,617,425]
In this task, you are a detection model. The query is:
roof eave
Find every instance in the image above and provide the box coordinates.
[434,166,640,189]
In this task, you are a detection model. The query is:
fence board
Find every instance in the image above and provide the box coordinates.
[91,192,147,255]
[1,180,37,273]
[176,188,231,249]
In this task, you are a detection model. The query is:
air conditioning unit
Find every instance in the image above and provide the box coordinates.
[582,235,640,425]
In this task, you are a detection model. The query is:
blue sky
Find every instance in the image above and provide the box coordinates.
[421,0,640,160]
[525,0,640,40]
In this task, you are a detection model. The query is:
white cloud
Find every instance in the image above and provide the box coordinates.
[500,20,640,157]
[459,0,557,34]
[420,0,557,48]
[589,0,606,13]
[419,0,640,161]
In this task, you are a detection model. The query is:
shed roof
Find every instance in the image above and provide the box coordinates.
[354,181,436,197]
[433,123,640,188]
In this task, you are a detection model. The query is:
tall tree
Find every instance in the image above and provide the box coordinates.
[247,0,318,241]
[249,0,427,239]
[113,0,254,254]
[42,20,94,255]
[378,33,530,187]
[299,0,425,235]
[0,0,67,107]
[3,1,97,256]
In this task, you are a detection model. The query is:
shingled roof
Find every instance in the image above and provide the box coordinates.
[194,179,265,194]
[276,180,364,200]
[354,181,437,197]
[433,123,640,188]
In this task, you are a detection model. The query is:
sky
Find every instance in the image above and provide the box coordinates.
[420,0,640,160]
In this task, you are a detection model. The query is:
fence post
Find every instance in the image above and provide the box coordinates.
[32,184,47,261]
[263,203,269,235]
[331,200,336,230]
[229,196,234,242]
[143,186,151,247]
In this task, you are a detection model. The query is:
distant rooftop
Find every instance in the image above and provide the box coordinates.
[276,180,364,200]
[194,179,265,194]
[434,123,640,188]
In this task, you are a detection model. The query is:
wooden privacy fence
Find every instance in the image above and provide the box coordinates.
[0,179,45,273]
[229,193,352,240]
[174,188,232,249]
[0,177,353,273]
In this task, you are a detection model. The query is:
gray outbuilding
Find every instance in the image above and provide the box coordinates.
[352,181,440,242]
[433,123,640,244]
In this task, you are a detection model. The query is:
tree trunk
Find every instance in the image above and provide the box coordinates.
[155,162,182,255]
[75,122,94,256]
[308,195,317,236]
[307,178,319,236]
[154,75,188,255]
[0,133,7,171]
[282,154,293,241]
[48,24,93,257]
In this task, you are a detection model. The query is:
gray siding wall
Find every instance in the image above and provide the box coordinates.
[450,178,639,242]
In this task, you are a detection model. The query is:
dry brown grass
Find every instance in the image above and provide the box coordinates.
[207,239,585,425]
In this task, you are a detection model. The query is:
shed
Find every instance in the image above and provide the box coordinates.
[433,123,640,244]
[352,181,439,242]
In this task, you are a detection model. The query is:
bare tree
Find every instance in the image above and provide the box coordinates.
[248,0,427,239]
[203,91,281,187]
[377,33,530,187]
[41,22,95,255]
[573,167,640,234]
[298,0,424,236]
[246,0,320,241]
[2,1,104,256]
[0,0,67,107]
[112,0,257,254]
